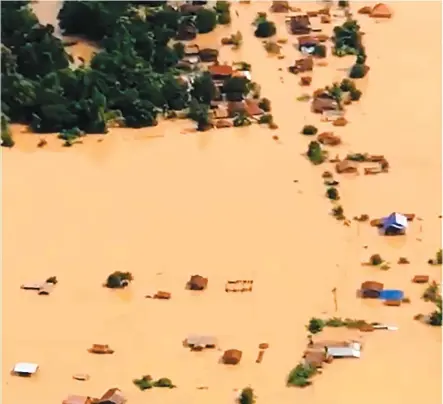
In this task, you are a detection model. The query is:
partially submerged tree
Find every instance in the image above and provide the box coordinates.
[1,113,15,148]
[238,387,256,404]
[306,317,325,334]
[254,18,276,38]
[307,141,325,165]
[105,271,134,289]
[287,363,316,388]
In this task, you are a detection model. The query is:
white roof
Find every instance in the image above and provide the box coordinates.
[391,213,408,228]
[327,347,361,358]
[13,362,39,374]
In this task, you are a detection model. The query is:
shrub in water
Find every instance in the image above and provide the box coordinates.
[259,114,273,124]
[349,63,367,79]
[239,387,256,404]
[313,44,327,58]
[307,317,325,334]
[302,125,318,135]
[255,20,276,38]
[369,254,383,266]
[258,98,271,112]
[350,88,362,101]
[326,187,340,200]
[340,79,356,92]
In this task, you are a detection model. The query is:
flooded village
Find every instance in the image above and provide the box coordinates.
[2,1,442,404]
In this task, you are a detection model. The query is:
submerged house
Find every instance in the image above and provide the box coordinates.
[382,212,408,235]
[12,362,39,377]
[208,64,233,81]
[222,349,242,365]
[98,388,126,404]
[327,345,361,358]
[379,289,404,301]
[287,14,311,35]
[297,35,319,53]
[360,281,384,298]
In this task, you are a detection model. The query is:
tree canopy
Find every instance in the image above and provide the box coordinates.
[1,1,225,142]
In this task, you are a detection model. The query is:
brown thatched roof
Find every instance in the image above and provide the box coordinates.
[222,349,242,365]
[289,15,311,35]
[188,275,208,290]
[208,64,233,77]
[371,3,392,18]
[199,48,219,62]
[335,160,358,174]
[312,98,338,113]
[98,388,126,404]
[361,281,384,291]
[271,1,290,13]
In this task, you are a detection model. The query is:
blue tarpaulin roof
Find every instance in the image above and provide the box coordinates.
[383,213,408,230]
[379,289,404,301]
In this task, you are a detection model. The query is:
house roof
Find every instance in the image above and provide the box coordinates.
[244,99,264,116]
[62,395,96,404]
[312,98,338,113]
[326,347,361,358]
[184,44,200,55]
[13,362,39,374]
[298,36,319,47]
[227,101,246,115]
[361,281,384,291]
[208,65,233,77]
[213,107,229,119]
[379,289,404,301]
[371,3,392,18]
[186,335,218,347]
[304,351,327,368]
[98,388,126,404]
[383,212,408,230]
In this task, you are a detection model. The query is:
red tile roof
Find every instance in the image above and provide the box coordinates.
[208,65,233,77]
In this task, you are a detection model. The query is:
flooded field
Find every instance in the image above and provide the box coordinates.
[2,2,441,404]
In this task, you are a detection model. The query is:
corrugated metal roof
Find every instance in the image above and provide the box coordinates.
[13,362,39,374]
[186,335,217,347]
[327,347,361,358]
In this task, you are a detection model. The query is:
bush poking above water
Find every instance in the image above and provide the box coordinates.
[349,63,368,79]
[258,98,271,112]
[302,125,318,135]
[332,205,345,220]
[287,363,316,388]
[153,378,176,388]
[326,187,340,200]
[255,20,276,38]
[307,141,325,165]
[133,376,176,391]
[105,271,134,289]
[306,317,325,334]
[369,254,383,266]
[239,387,256,404]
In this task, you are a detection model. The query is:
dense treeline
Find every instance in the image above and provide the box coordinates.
[1,1,229,145]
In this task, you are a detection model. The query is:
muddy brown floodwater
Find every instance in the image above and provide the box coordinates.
[2,2,442,404]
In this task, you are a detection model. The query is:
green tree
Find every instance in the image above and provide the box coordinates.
[223,76,250,97]
[188,98,210,131]
[1,114,15,148]
[349,63,367,79]
[254,20,276,38]
[195,8,217,33]
[58,1,127,41]
[307,317,325,334]
[302,125,318,135]
[326,187,339,200]
[239,387,256,404]
[307,141,324,165]
[192,72,216,104]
